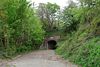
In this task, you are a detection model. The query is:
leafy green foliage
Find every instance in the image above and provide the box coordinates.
[0,1,100,67]
[62,1,81,33]
[56,32,100,67]
[0,0,44,57]
[37,3,60,32]
[56,0,100,67]
[74,37,100,67]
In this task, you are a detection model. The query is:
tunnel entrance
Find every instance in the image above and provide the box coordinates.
[47,40,57,50]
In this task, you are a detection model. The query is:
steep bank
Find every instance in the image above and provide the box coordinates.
[56,22,100,67]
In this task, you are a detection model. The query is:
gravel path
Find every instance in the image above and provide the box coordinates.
[0,50,77,67]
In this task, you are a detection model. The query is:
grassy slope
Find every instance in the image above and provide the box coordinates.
[56,23,100,67]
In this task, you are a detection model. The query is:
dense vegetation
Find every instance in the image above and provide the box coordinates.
[37,2,61,36]
[0,0,44,58]
[56,0,100,67]
[0,0,100,66]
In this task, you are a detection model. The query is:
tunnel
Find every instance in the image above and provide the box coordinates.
[47,40,57,50]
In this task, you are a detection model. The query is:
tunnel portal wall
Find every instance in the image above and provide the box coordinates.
[40,36,60,49]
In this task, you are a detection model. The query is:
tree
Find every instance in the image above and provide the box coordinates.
[0,0,44,57]
[37,2,60,32]
[61,0,80,33]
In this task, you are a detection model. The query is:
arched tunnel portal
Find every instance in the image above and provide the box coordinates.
[47,40,57,50]
[40,36,60,50]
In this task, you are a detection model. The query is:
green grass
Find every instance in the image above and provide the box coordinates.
[56,23,100,67]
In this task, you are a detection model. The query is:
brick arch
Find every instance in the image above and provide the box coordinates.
[40,36,60,49]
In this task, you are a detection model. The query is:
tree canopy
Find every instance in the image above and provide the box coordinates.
[0,0,44,57]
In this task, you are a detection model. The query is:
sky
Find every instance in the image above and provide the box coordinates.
[28,0,78,8]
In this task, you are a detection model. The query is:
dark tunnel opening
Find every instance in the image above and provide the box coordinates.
[47,40,57,50]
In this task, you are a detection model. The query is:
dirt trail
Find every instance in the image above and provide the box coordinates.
[0,50,77,67]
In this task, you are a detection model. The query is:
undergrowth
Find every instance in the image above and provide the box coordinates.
[56,23,100,67]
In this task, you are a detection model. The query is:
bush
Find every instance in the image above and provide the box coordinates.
[74,37,100,67]
[0,0,45,57]
[56,29,100,67]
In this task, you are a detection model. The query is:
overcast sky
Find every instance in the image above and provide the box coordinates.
[28,0,78,8]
